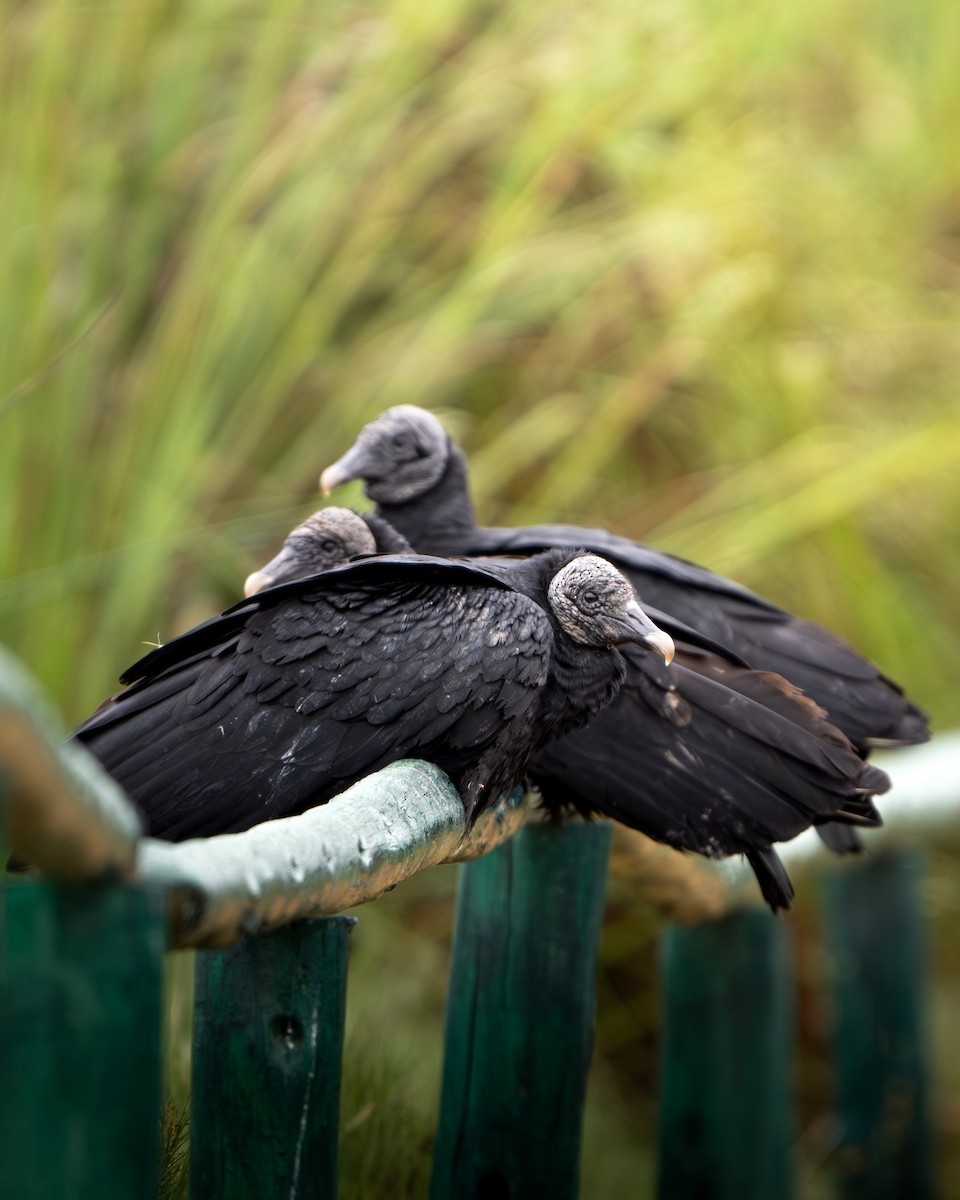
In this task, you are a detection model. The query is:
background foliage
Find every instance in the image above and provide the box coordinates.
[3,0,959,1194]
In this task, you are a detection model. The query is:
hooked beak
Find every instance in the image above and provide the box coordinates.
[243,545,303,596]
[614,600,675,664]
[244,569,276,597]
[319,445,370,496]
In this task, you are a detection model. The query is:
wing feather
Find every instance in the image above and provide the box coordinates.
[464,524,926,748]
[77,570,552,840]
[531,644,888,909]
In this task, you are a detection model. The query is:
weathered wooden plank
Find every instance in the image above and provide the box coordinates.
[0,645,140,879]
[0,878,166,1200]
[657,909,795,1200]
[138,763,536,948]
[1,771,7,875]
[189,915,355,1199]
[823,848,933,1200]
[430,821,613,1200]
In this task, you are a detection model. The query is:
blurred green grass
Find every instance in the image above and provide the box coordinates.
[3,0,959,1194]
[2,0,957,725]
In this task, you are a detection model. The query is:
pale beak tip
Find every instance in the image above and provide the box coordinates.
[649,630,675,666]
[244,571,272,597]
[319,464,344,496]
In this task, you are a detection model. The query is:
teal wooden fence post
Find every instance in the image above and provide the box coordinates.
[0,774,7,874]
[190,914,355,1199]
[0,878,166,1200]
[657,909,795,1200]
[430,820,613,1200]
[822,848,933,1200]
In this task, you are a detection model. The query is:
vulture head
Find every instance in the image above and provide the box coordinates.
[243,507,377,596]
[548,554,675,661]
[320,405,448,504]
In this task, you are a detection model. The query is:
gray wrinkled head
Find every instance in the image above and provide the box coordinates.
[243,508,377,596]
[547,554,675,661]
[319,405,449,504]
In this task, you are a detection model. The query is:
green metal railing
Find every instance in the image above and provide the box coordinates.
[0,644,943,1197]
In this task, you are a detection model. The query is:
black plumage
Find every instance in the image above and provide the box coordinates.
[247,506,891,910]
[317,407,927,907]
[528,648,886,908]
[320,406,928,753]
[75,549,674,841]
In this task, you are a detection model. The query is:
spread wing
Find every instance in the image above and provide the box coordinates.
[529,643,888,910]
[470,523,770,605]
[76,560,553,840]
[464,524,927,750]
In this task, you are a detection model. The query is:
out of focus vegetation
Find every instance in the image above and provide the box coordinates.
[3,0,959,1195]
[3,0,959,722]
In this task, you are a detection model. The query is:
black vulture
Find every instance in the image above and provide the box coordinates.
[241,507,411,597]
[245,507,891,910]
[74,549,676,841]
[320,406,928,753]
[317,406,928,904]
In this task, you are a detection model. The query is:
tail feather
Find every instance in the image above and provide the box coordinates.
[746,847,795,912]
[816,824,865,856]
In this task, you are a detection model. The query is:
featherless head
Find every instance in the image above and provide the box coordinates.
[243,507,377,595]
[547,554,675,662]
[320,405,449,504]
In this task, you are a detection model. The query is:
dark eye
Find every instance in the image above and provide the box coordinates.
[582,590,599,605]
[321,539,338,552]
[392,434,408,449]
